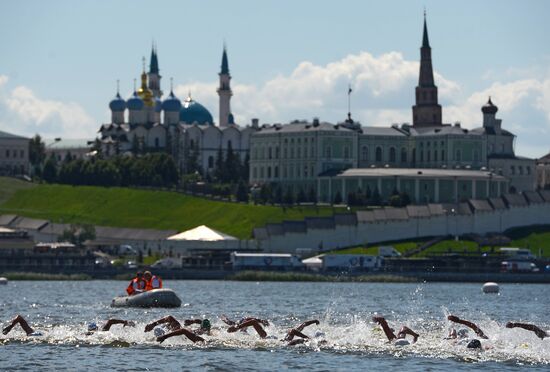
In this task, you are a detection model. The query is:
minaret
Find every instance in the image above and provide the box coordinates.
[217,45,233,127]
[148,43,162,98]
[412,12,442,127]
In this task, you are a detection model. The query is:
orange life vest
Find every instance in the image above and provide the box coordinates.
[126,277,146,295]
[145,275,163,291]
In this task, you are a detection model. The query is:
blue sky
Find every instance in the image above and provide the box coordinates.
[1,0,549,157]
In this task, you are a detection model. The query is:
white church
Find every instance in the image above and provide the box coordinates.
[98,46,256,174]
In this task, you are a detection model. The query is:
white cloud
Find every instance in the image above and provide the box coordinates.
[0,79,96,138]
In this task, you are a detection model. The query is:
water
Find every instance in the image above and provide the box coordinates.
[1,280,549,370]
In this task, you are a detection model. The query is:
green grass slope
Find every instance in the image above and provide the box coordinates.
[0,178,332,239]
[0,177,36,204]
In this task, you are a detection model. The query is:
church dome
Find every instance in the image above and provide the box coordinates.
[162,91,182,112]
[109,93,126,112]
[179,95,214,125]
[127,92,144,110]
[154,97,162,112]
[482,97,498,115]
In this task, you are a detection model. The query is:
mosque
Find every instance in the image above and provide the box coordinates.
[98,46,256,173]
[249,15,536,204]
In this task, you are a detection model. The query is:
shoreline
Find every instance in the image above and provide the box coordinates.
[2,270,550,283]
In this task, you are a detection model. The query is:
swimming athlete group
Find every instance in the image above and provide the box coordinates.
[2,313,548,349]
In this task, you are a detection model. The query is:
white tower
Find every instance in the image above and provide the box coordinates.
[217,46,233,127]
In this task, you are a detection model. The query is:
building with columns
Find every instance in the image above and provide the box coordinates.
[98,45,256,175]
[249,15,536,203]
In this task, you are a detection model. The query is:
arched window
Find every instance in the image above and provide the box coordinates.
[155,138,159,148]
[362,146,369,161]
[389,147,396,163]
[208,156,214,168]
[401,147,407,163]
[268,147,272,159]
[227,140,232,149]
[274,166,279,178]
[190,139,194,148]
[441,149,445,161]
[375,147,382,162]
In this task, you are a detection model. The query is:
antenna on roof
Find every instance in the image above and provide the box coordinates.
[347,84,353,122]
[116,79,120,95]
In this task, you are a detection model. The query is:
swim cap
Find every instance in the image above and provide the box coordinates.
[314,330,326,338]
[467,339,482,349]
[154,327,165,337]
[394,339,410,346]
[201,319,211,331]
[29,331,43,337]
[87,322,98,332]
[457,329,469,338]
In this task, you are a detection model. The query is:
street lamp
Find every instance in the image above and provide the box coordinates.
[451,208,458,241]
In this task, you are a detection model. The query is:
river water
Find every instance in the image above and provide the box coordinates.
[0,280,549,370]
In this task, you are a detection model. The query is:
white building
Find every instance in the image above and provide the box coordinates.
[0,130,29,175]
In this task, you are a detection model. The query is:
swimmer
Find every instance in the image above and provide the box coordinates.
[2,315,42,337]
[86,319,135,335]
[447,315,488,339]
[144,316,205,343]
[372,316,419,345]
[283,319,320,345]
[221,314,269,328]
[506,322,548,340]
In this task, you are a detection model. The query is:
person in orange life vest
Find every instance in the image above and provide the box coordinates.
[144,271,162,291]
[126,271,146,296]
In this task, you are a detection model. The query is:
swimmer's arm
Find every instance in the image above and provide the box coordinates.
[372,316,397,341]
[184,319,202,326]
[220,314,236,326]
[295,319,320,332]
[102,319,134,331]
[506,322,548,339]
[145,316,180,332]
[447,315,488,339]
[157,328,204,344]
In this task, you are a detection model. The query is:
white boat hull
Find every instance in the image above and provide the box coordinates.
[111,288,181,308]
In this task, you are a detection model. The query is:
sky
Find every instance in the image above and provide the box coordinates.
[0,0,549,157]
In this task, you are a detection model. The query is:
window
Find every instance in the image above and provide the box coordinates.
[325,146,332,159]
[155,138,159,148]
[518,166,523,175]
[427,151,431,162]
[268,147,272,159]
[362,146,369,161]
[434,150,438,162]
[420,150,424,162]
[267,167,272,178]
[208,156,214,168]
[527,166,531,175]
[455,150,461,162]
[227,140,232,149]
[283,166,287,178]
[389,147,396,163]
[375,147,382,162]
[510,166,515,175]
[441,149,445,161]
[401,147,407,163]
[260,167,264,178]
[274,166,279,178]
[304,165,308,178]
[275,147,279,159]
[5,149,9,158]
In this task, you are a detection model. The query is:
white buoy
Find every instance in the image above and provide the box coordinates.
[0,277,8,285]
[482,282,499,293]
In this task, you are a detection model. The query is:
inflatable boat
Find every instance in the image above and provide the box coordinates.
[0,277,7,285]
[111,288,181,308]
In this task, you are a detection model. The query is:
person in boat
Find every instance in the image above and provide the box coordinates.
[143,271,162,291]
[447,314,489,350]
[2,315,43,337]
[144,315,206,343]
[506,322,548,339]
[372,316,419,345]
[126,271,146,296]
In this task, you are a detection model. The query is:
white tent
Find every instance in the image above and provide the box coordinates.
[167,225,238,241]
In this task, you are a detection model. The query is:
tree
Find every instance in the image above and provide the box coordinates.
[58,224,96,247]
[274,186,283,205]
[42,154,58,183]
[308,187,317,205]
[225,141,237,183]
[347,191,357,206]
[400,192,411,207]
[284,187,294,205]
[214,147,224,182]
[370,187,381,206]
[235,181,249,202]
[28,134,46,167]
[296,188,306,204]
[259,183,272,204]
[333,191,343,205]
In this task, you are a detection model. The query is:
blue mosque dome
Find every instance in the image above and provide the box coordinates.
[127,91,144,110]
[179,95,213,125]
[109,93,126,112]
[155,97,162,112]
[162,91,182,112]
